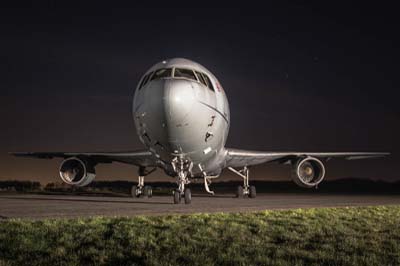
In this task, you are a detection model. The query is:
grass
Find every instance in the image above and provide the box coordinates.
[0,206,399,266]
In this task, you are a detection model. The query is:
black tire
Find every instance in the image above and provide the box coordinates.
[173,190,181,204]
[184,188,192,204]
[144,186,152,198]
[236,186,244,198]
[131,186,141,198]
[249,185,256,198]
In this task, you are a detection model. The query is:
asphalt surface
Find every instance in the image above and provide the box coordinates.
[1,193,400,219]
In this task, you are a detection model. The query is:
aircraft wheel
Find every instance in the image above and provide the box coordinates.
[131,186,141,198]
[144,186,153,198]
[173,190,181,204]
[131,185,136,197]
[249,185,256,198]
[184,188,192,204]
[236,186,244,198]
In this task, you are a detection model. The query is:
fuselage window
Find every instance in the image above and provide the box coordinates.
[195,71,207,87]
[150,68,172,81]
[202,73,215,91]
[174,68,197,81]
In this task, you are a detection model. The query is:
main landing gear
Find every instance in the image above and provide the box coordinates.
[172,157,193,204]
[131,166,156,198]
[228,166,256,198]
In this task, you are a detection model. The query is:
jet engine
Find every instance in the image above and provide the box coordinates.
[292,157,325,188]
[59,157,96,186]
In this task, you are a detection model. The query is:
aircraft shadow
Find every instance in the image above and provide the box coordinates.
[0,196,171,205]
[192,194,236,199]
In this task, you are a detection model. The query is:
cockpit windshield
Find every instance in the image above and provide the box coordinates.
[174,68,197,81]
[195,71,207,86]
[151,68,172,81]
[138,72,152,90]
[139,67,215,92]
[202,73,215,91]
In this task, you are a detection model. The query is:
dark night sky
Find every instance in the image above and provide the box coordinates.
[1,4,399,184]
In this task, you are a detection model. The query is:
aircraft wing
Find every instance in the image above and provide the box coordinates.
[11,150,157,167]
[224,148,390,168]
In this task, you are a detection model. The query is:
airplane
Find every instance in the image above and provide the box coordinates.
[12,58,389,204]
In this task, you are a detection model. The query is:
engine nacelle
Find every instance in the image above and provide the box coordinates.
[59,157,96,187]
[292,157,325,188]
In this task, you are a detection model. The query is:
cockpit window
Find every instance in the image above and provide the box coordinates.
[174,68,197,81]
[195,71,207,87]
[150,68,172,81]
[201,73,215,91]
[139,71,153,90]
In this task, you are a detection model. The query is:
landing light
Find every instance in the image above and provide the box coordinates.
[203,147,212,154]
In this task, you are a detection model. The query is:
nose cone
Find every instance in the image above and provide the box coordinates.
[164,79,196,124]
[133,79,199,159]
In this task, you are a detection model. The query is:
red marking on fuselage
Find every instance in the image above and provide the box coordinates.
[216,81,223,92]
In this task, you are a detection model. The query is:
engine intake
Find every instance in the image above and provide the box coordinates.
[59,157,96,186]
[292,157,325,188]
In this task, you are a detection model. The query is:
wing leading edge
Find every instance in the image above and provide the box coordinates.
[225,148,390,168]
[11,150,157,167]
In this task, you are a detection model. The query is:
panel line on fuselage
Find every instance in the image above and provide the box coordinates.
[197,101,229,124]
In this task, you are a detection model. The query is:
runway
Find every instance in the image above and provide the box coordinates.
[1,193,400,219]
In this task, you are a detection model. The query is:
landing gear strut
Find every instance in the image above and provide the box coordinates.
[172,157,193,204]
[228,166,256,198]
[131,166,156,198]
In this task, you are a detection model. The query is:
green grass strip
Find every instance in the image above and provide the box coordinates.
[0,206,399,266]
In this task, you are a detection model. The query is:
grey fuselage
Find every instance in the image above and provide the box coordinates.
[132,58,230,177]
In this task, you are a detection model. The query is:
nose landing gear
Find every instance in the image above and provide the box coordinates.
[172,157,193,204]
[173,188,192,204]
